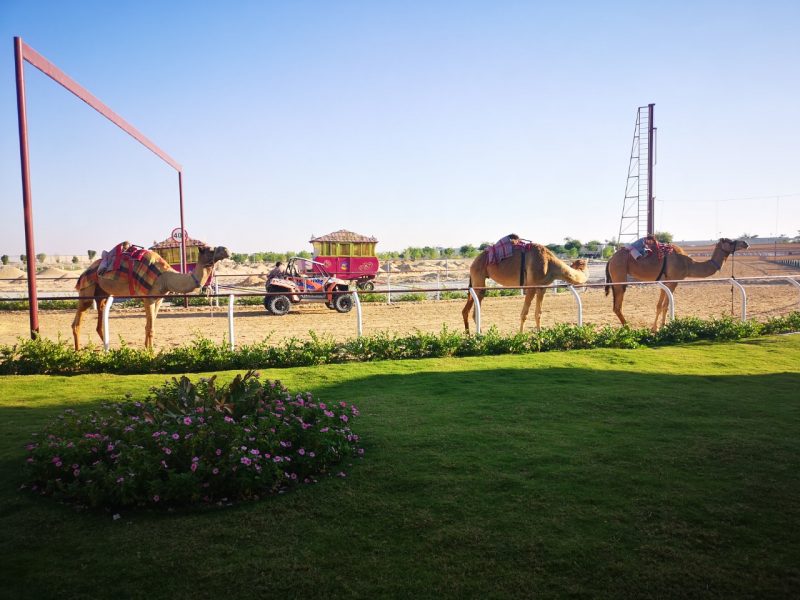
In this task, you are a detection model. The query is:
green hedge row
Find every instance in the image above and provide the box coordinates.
[1,312,798,376]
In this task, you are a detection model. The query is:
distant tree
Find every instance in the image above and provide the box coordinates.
[740,233,759,240]
[20,254,26,263]
[421,246,437,259]
[36,253,46,264]
[72,256,79,264]
[297,250,312,259]
[563,238,582,252]
[1,255,8,265]
[478,242,491,251]
[231,253,248,264]
[602,246,615,259]
[654,231,673,243]
[88,250,97,260]
[441,247,456,258]
[546,244,566,255]
[585,240,601,251]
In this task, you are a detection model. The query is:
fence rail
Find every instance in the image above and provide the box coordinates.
[1,275,799,351]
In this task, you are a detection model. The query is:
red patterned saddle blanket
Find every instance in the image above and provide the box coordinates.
[77,245,173,296]
[486,236,532,265]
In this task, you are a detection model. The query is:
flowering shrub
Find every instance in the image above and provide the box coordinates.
[23,371,363,508]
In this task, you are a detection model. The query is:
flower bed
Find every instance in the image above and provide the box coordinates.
[23,371,363,508]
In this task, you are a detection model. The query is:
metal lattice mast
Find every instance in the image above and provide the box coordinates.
[618,104,655,244]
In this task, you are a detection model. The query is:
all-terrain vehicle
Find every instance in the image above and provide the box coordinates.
[264,257,354,316]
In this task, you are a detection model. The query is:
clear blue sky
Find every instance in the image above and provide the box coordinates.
[1,1,798,256]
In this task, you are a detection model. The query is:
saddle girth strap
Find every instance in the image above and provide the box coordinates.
[520,250,526,287]
[656,256,668,281]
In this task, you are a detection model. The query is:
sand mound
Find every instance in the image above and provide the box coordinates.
[0,266,26,280]
[36,268,70,279]
[240,275,267,286]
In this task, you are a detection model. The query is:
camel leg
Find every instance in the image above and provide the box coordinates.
[95,298,107,343]
[144,298,164,349]
[612,285,628,326]
[519,289,535,332]
[71,298,94,350]
[653,283,678,331]
[462,294,474,332]
[533,288,546,330]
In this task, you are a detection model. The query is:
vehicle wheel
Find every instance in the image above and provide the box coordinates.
[357,280,375,291]
[268,295,292,316]
[333,293,353,313]
[263,295,273,314]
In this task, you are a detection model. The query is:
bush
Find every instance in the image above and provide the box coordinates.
[23,371,363,508]
[1,314,799,376]
[395,293,427,302]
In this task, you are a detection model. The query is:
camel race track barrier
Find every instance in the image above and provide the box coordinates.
[1,275,799,351]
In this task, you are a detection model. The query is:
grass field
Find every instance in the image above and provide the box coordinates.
[2,336,799,598]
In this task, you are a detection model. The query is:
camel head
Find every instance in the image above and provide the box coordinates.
[717,238,750,255]
[570,259,589,272]
[197,245,231,267]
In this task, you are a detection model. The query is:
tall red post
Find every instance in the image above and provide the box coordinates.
[14,37,39,338]
[647,103,655,236]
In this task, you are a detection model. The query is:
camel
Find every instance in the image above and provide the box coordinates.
[462,243,589,333]
[604,237,750,330]
[72,244,230,349]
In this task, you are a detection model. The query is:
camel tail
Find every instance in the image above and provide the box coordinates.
[604,263,611,296]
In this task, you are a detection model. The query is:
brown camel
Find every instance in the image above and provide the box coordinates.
[72,245,230,349]
[604,237,750,330]
[462,244,589,333]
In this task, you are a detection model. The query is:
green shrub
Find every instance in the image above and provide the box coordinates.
[439,291,468,300]
[394,293,427,302]
[1,314,798,376]
[23,371,363,508]
[358,293,388,303]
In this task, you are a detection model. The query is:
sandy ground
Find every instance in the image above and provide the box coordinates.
[1,255,799,349]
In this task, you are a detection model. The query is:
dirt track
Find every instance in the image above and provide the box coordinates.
[1,280,798,350]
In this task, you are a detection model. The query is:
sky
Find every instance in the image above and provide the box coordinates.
[1,0,799,256]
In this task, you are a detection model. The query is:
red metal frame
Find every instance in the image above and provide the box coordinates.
[13,36,186,337]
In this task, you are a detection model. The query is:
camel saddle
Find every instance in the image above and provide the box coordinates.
[486,236,532,265]
[627,236,675,261]
[78,246,173,296]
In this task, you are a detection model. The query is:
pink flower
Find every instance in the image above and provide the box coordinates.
[73,469,80,476]
[163,447,172,455]
[324,410,334,418]
[320,427,329,433]
[212,467,219,475]
[215,448,222,456]
[55,461,62,468]
[172,433,180,440]
[51,456,61,464]
[298,448,306,456]
[117,477,125,484]
[183,417,193,425]
[107,444,115,452]
[153,495,160,502]
[319,402,326,410]
[190,463,198,472]
[192,456,200,462]
[340,414,349,422]
[240,457,252,466]
[224,416,234,423]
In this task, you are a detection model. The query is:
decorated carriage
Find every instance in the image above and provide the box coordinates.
[309,229,380,290]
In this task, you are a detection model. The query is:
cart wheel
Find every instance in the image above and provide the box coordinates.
[268,295,291,316]
[263,295,272,313]
[333,293,354,313]
[358,280,375,291]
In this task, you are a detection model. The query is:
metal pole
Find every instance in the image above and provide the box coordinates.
[654,282,675,322]
[566,285,583,326]
[102,295,115,351]
[178,171,186,273]
[14,37,39,337]
[227,294,235,350]
[729,279,747,321]
[647,103,655,236]
[468,287,481,334]
[353,292,362,337]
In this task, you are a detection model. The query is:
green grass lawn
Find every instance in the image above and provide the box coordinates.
[2,336,799,599]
